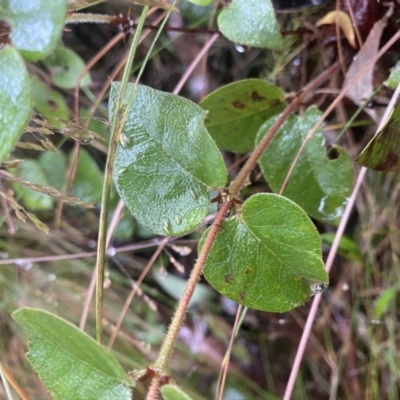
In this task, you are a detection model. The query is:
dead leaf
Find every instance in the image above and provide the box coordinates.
[316,11,357,48]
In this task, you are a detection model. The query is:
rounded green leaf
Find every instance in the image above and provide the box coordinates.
[12,159,53,211]
[257,107,353,225]
[161,385,195,400]
[0,0,68,61]
[201,79,285,153]
[42,46,91,89]
[39,151,67,191]
[217,0,283,50]
[384,61,400,89]
[12,308,132,400]
[202,193,328,313]
[111,83,227,236]
[0,45,32,163]
[32,76,69,128]
[72,148,104,203]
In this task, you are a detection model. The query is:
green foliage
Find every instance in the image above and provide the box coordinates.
[111,83,227,236]
[201,79,285,153]
[186,0,213,5]
[201,193,328,312]
[374,288,397,319]
[72,148,104,203]
[42,45,91,89]
[384,61,400,89]
[357,101,400,171]
[31,76,69,127]
[12,308,132,400]
[218,0,283,49]
[0,0,68,61]
[161,385,195,400]
[12,159,54,211]
[257,107,353,225]
[0,46,32,164]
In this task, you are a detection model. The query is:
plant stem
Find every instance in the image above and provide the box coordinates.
[228,60,342,197]
[95,6,149,344]
[151,201,232,373]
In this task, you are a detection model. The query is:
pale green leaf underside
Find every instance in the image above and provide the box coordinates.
[0,46,32,164]
[201,79,285,153]
[0,0,68,61]
[161,385,195,400]
[111,83,227,236]
[257,107,353,225]
[202,193,328,313]
[12,308,131,400]
[43,46,91,89]
[217,0,283,50]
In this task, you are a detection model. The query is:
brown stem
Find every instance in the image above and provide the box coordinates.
[151,200,232,373]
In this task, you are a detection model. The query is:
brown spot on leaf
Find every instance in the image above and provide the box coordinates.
[270,99,281,107]
[224,274,234,284]
[245,269,252,275]
[233,101,245,109]
[251,91,266,102]
[239,291,245,302]
[375,152,399,171]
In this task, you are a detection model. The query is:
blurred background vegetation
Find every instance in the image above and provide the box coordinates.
[1,0,400,399]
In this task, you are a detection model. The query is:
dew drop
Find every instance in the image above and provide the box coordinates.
[15,259,33,270]
[163,219,171,235]
[118,167,127,175]
[189,190,198,200]
[310,282,328,296]
[119,134,130,148]
[175,214,182,225]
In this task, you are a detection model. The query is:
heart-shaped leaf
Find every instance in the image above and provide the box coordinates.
[218,0,283,50]
[257,107,353,225]
[0,46,32,164]
[201,79,285,153]
[357,101,400,171]
[13,308,132,400]
[1,0,68,61]
[202,193,328,312]
[111,83,227,236]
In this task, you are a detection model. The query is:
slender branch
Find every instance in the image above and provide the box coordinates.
[283,79,400,400]
[151,201,232,372]
[95,7,150,344]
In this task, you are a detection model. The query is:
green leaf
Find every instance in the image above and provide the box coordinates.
[0,0,68,61]
[257,107,353,225]
[217,0,283,50]
[32,76,69,128]
[161,385,195,400]
[0,46,32,163]
[200,79,285,153]
[201,193,328,313]
[72,148,104,203]
[357,102,400,171]
[42,46,91,89]
[111,83,227,236]
[153,268,215,308]
[12,159,54,211]
[39,151,67,191]
[320,233,362,263]
[374,288,397,319]
[186,0,214,5]
[12,308,132,400]
[384,61,400,89]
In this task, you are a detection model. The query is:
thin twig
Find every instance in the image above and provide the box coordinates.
[283,79,400,400]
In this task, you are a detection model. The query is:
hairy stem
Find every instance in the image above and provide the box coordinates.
[151,201,232,373]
